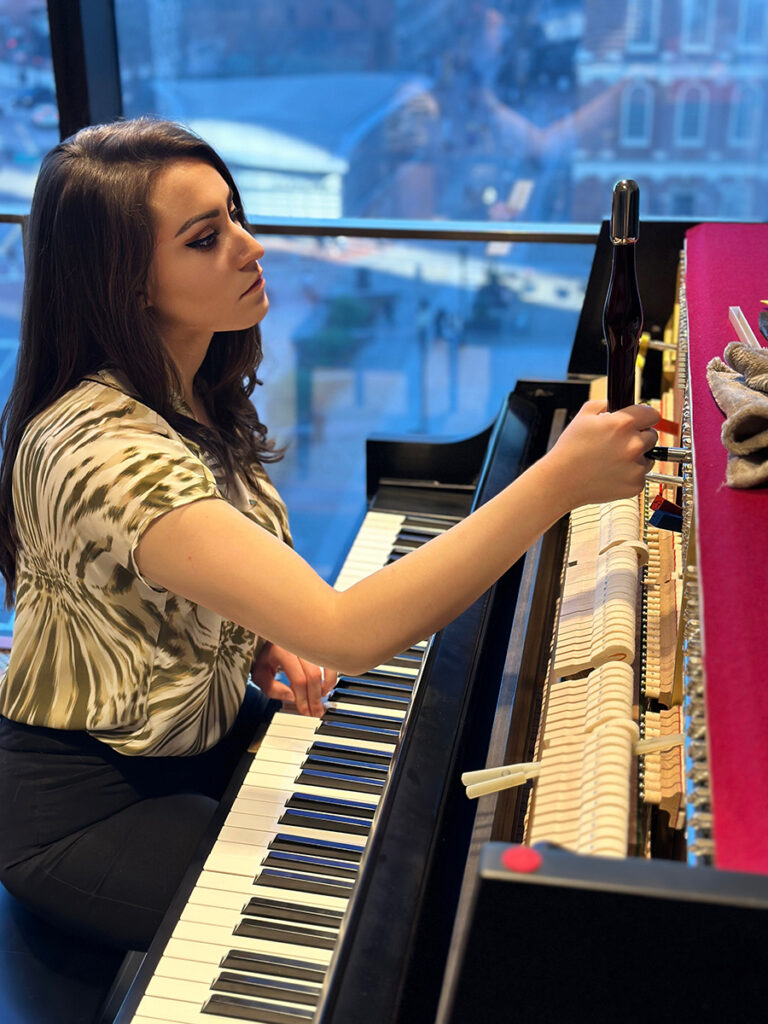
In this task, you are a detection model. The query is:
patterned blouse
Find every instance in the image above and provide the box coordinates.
[0,370,291,756]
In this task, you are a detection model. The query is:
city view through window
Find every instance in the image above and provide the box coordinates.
[1,0,768,597]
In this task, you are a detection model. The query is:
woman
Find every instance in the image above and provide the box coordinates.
[0,118,658,951]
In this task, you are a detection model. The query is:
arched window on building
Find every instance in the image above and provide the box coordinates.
[681,0,715,53]
[728,84,762,147]
[675,84,708,147]
[626,0,660,53]
[621,82,654,147]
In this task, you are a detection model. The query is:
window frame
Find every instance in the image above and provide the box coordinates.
[680,0,716,54]
[620,80,654,147]
[625,0,660,54]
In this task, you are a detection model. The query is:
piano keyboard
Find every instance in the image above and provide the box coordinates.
[127,507,461,1024]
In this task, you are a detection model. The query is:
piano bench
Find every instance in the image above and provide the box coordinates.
[0,882,139,1023]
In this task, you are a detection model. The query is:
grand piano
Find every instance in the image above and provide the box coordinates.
[114,220,768,1024]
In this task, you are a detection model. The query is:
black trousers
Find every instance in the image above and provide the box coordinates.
[0,684,273,951]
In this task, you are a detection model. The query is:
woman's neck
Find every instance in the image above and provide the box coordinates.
[162,331,212,425]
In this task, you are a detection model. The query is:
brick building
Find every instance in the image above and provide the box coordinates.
[572,0,768,221]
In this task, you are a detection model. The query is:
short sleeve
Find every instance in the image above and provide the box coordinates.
[14,385,222,586]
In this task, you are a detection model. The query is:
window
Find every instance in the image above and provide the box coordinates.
[675,85,708,147]
[728,85,762,147]
[737,0,768,50]
[681,0,715,53]
[3,0,768,583]
[621,82,654,146]
[0,0,57,213]
[626,0,659,52]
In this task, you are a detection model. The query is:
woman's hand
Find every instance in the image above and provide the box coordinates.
[541,400,660,510]
[251,641,337,717]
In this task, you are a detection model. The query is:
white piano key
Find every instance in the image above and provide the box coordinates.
[179,901,339,944]
[187,883,345,919]
[322,700,405,721]
[257,736,394,762]
[171,919,333,967]
[222,813,367,848]
[229,788,376,823]
[239,777,381,808]
[136,992,314,1024]
[206,839,357,879]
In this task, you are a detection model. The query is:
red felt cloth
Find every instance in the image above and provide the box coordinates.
[685,223,768,873]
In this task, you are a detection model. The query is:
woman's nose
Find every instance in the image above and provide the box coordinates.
[239,230,264,267]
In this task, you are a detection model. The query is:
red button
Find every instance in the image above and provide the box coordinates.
[501,845,543,874]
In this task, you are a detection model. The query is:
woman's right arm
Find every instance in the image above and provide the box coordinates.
[135,401,658,680]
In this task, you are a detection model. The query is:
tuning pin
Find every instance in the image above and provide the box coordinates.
[646,446,689,462]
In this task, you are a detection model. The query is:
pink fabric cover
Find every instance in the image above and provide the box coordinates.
[685,223,768,873]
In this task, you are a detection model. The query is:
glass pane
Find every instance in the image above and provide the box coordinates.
[0,217,22,636]
[255,235,591,578]
[116,0,768,225]
[0,0,57,214]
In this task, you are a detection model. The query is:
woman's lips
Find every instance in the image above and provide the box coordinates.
[240,273,264,298]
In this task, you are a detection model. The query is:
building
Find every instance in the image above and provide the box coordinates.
[573,0,768,220]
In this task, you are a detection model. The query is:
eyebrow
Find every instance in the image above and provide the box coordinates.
[174,188,234,237]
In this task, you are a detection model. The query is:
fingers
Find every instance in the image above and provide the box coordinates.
[278,651,325,717]
[252,642,332,717]
[321,668,338,696]
[620,403,661,428]
[641,426,659,457]
[575,398,609,417]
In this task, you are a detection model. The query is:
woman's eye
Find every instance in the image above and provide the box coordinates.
[187,231,218,250]
[229,206,241,223]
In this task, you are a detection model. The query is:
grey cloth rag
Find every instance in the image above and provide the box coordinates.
[706,348,768,487]
[723,341,768,393]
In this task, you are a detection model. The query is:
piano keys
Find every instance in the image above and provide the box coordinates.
[116,381,584,1024]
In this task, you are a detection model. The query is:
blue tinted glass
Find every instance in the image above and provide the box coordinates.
[0,0,57,212]
[115,0,768,224]
[253,234,591,577]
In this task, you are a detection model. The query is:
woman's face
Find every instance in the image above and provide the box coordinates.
[146,159,268,347]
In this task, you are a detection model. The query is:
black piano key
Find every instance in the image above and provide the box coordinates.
[361,664,416,681]
[255,867,355,898]
[212,971,320,1007]
[391,539,423,554]
[402,513,459,530]
[324,707,404,728]
[397,532,438,548]
[269,832,364,861]
[309,740,392,766]
[319,716,403,741]
[234,918,338,950]
[220,950,326,985]
[386,651,423,667]
[303,753,390,778]
[285,791,376,818]
[203,992,315,1022]
[295,768,385,794]
[263,849,358,878]
[279,807,371,836]
[330,687,411,711]
[335,674,412,694]
[242,896,344,928]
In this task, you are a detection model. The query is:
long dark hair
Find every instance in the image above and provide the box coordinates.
[0,116,281,606]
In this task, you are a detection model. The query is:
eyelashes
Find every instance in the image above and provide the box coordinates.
[186,207,243,251]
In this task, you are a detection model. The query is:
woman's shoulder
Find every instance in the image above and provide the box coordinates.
[22,370,174,454]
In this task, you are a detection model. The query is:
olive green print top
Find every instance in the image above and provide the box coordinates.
[0,371,291,756]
